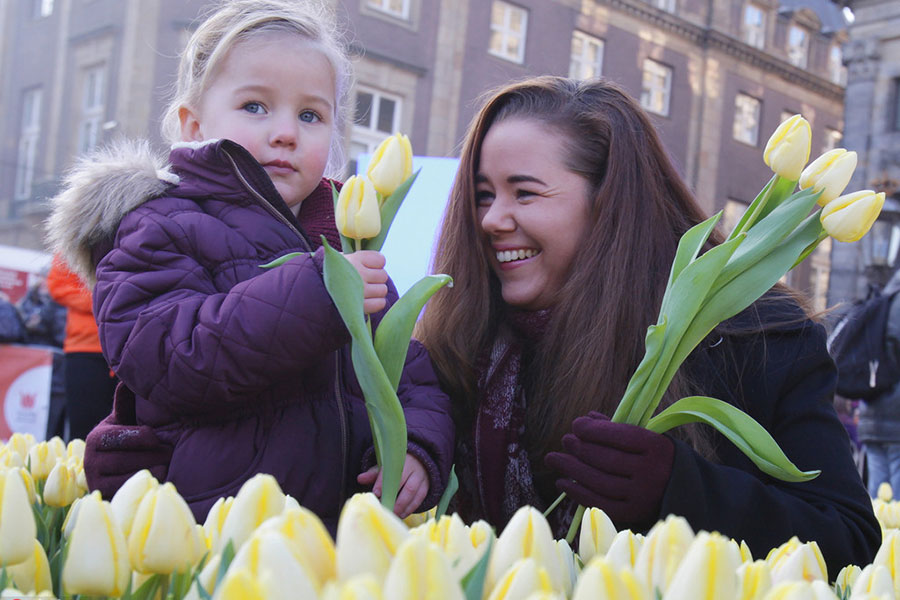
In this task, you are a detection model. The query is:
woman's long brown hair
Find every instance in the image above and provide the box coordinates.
[417,77,740,463]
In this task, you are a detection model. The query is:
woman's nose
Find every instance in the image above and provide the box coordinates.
[480,198,515,234]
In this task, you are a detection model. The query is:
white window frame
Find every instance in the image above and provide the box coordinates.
[787,25,809,69]
[77,64,106,154]
[742,4,766,49]
[489,1,528,64]
[640,59,672,117]
[650,0,676,12]
[350,85,403,174]
[569,31,604,80]
[14,88,43,201]
[365,0,410,20]
[822,128,842,153]
[733,93,761,146]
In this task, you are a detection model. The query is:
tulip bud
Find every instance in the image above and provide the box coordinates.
[557,540,578,596]
[409,513,494,582]
[62,491,131,597]
[228,531,321,597]
[258,506,336,586]
[0,444,25,469]
[850,563,894,599]
[321,574,383,600]
[67,439,86,461]
[766,537,827,584]
[43,459,83,507]
[128,482,205,574]
[763,114,811,181]
[573,558,650,600]
[877,482,893,502]
[111,469,160,539]
[740,540,754,563]
[27,441,61,481]
[663,531,741,600]
[6,539,52,595]
[8,466,37,505]
[336,175,381,241]
[212,568,267,600]
[6,433,35,458]
[833,564,860,597]
[367,133,413,198]
[634,515,694,595]
[736,560,772,600]
[579,506,617,564]
[487,558,556,600]
[217,473,285,554]
[872,529,900,598]
[799,149,857,206]
[203,495,234,551]
[604,529,645,570]
[336,492,409,584]
[0,467,38,565]
[820,190,885,243]
[383,537,464,600]
[487,506,565,594]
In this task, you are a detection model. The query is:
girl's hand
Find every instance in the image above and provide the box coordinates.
[344,250,389,314]
[357,453,430,518]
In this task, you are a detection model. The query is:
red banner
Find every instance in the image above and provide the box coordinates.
[0,266,28,304]
[0,344,53,441]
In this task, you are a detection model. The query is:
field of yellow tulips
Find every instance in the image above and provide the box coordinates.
[2,434,900,599]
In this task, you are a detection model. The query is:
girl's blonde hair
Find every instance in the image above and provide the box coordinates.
[161,0,352,178]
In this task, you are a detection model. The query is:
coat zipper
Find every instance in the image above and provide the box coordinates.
[223,146,347,498]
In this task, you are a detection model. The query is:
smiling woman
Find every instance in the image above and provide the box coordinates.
[415,75,881,575]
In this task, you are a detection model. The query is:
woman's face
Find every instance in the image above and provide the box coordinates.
[476,118,592,311]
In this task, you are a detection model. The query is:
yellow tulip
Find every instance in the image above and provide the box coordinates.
[850,564,895,599]
[7,466,37,505]
[228,530,321,598]
[737,560,773,600]
[556,540,577,596]
[128,482,205,574]
[877,482,893,502]
[62,491,131,597]
[799,149,857,206]
[606,529,645,569]
[820,190,885,243]
[0,444,25,469]
[212,568,267,600]
[216,473,285,554]
[408,513,493,582]
[834,564,860,596]
[740,540,754,563]
[258,506,336,586]
[573,558,650,600]
[579,506,617,564]
[487,558,556,600]
[634,514,695,596]
[487,506,565,594]
[202,495,234,551]
[111,469,160,539]
[766,537,826,584]
[184,553,221,600]
[872,529,900,597]
[367,133,413,198]
[335,175,381,241]
[0,467,38,565]
[335,492,409,584]
[763,114,811,181]
[6,539,52,595]
[27,441,61,481]
[6,433,35,458]
[762,580,841,600]
[321,574,384,600]
[662,531,741,600]
[383,536,464,600]
[43,459,83,507]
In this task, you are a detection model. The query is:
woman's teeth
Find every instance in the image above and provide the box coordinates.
[496,249,538,263]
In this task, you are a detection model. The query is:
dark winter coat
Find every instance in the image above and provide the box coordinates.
[858,270,900,443]
[46,139,455,528]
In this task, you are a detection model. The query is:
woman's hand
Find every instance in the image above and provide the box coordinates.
[344,250,389,314]
[357,453,430,518]
[544,411,674,529]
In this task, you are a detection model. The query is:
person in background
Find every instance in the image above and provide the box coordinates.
[46,255,116,441]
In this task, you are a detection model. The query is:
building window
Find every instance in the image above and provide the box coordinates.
[787,25,808,69]
[828,45,846,86]
[77,64,106,154]
[350,86,402,175]
[14,88,43,201]
[742,4,766,49]
[733,93,761,146]
[33,0,53,17]
[569,31,604,80]
[649,0,676,12]
[823,128,842,153]
[640,59,672,117]
[489,1,528,64]
[366,0,410,20]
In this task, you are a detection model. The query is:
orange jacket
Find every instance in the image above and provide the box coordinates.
[46,256,102,353]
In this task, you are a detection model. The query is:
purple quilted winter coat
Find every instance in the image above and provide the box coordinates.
[49,139,454,528]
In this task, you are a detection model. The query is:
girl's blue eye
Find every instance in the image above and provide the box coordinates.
[242,102,265,114]
[299,110,321,123]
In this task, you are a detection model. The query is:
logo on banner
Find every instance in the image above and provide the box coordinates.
[4,365,51,435]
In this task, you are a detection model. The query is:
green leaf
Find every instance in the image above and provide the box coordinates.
[258,252,306,269]
[214,540,236,591]
[374,274,452,389]
[364,169,420,252]
[461,537,494,600]
[646,396,820,482]
[131,573,163,600]
[435,465,459,520]
[332,181,355,253]
[659,212,723,317]
[612,319,667,423]
[727,175,777,241]
[322,239,408,509]
[756,175,802,222]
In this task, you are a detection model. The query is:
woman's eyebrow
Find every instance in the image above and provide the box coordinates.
[507,174,546,185]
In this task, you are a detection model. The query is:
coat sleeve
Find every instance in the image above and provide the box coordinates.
[47,256,93,314]
[93,207,349,415]
[657,320,881,577]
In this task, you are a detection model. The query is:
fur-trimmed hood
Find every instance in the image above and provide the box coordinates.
[45,139,179,287]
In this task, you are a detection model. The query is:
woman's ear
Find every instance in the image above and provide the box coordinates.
[178,106,203,142]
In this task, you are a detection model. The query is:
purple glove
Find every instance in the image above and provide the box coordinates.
[84,383,172,499]
[544,411,674,529]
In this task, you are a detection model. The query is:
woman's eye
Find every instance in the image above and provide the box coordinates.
[516,189,537,199]
[299,110,321,123]
[475,190,495,206]
[242,102,265,114]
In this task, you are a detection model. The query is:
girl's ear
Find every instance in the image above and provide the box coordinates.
[178,105,203,142]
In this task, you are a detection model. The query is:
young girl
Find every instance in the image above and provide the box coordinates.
[416,76,880,574]
[46,0,454,528]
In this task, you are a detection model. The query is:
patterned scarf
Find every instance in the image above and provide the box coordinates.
[454,309,576,537]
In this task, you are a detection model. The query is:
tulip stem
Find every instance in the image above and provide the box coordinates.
[565,505,585,545]
[543,491,566,518]
[355,238,362,253]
